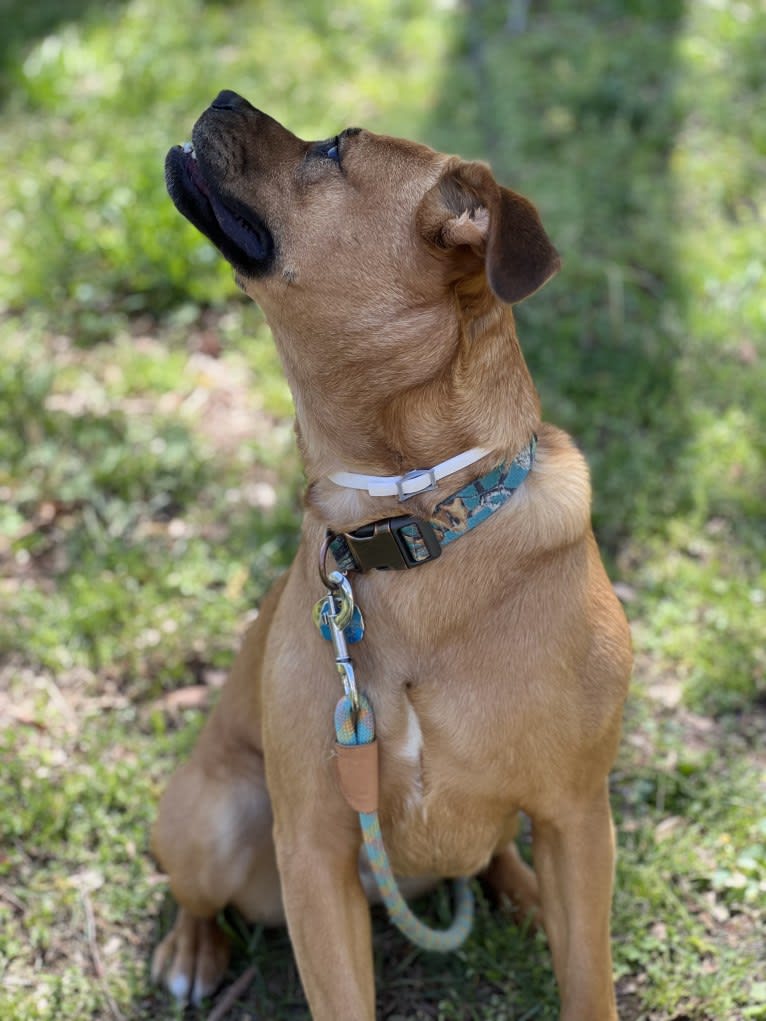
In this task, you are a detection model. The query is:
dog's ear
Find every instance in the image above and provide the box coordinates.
[418,160,561,304]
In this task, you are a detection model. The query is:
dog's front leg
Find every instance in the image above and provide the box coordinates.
[532,781,618,1021]
[263,572,376,1018]
[274,818,375,1020]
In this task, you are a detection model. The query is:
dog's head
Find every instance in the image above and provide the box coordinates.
[166,91,560,333]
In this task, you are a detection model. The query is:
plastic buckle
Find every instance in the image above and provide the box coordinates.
[342,515,442,571]
[396,467,438,502]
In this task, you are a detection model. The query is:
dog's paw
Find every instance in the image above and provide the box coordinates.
[481,843,542,929]
[151,908,231,1005]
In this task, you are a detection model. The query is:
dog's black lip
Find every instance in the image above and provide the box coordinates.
[165,145,275,277]
[184,148,211,198]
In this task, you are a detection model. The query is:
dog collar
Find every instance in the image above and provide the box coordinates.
[328,437,536,573]
[328,446,490,500]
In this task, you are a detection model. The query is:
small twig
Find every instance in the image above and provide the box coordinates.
[80,890,126,1021]
[0,886,25,913]
[206,964,259,1021]
[38,673,79,734]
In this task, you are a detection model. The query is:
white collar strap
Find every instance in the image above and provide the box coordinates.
[328,446,491,501]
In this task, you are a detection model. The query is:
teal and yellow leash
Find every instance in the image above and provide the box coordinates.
[334,692,474,952]
[315,570,474,952]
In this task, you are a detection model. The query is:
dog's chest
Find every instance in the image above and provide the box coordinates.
[372,678,527,878]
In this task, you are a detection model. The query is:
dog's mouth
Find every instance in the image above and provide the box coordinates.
[165,141,275,276]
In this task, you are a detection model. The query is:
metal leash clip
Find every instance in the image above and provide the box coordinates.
[313,563,361,711]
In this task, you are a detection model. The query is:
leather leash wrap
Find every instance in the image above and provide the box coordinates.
[334,744,379,813]
[333,694,474,952]
[334,696,378,812]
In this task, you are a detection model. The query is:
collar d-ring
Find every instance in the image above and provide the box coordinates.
[319,534,341,590]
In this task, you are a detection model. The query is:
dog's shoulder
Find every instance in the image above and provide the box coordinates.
[511,422,593,554]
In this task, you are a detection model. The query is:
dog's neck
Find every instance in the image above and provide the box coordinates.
[266,291,540,528]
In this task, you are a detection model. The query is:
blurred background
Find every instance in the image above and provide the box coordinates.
[1,1,764,1019]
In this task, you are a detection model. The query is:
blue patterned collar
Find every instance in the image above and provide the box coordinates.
[328,437,536,573]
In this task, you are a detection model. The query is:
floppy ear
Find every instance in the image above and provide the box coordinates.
[418,159,561,304]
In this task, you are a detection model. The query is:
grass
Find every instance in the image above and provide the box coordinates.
[1,0,764,1019]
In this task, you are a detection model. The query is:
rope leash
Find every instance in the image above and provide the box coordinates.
[333,693,474,952]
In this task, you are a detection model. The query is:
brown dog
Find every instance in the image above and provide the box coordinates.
[152,90,632,1020]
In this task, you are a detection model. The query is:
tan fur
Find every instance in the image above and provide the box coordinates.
[152,96,632,1019]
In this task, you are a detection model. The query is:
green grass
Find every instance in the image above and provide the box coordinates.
[1,1,764,1019]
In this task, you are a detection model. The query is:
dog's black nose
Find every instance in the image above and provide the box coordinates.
[211,90,253,112]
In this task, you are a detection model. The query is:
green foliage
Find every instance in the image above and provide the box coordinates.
[0,0,449,328]
[1,0,764,1019]
[0,716,199,1021]
[0,314,299,691]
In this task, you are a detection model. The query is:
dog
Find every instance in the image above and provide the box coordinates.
[152,90,632,1020]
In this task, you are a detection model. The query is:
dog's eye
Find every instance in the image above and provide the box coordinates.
[316,137,341,165]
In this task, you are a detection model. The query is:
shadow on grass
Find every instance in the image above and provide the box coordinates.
[422,0,689,554]
[147,889,558,1020]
